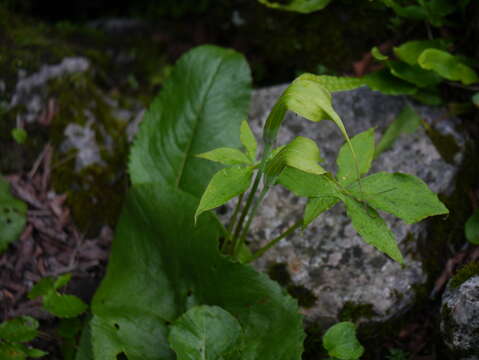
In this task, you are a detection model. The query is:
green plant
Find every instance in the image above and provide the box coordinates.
[465,209,479,244]
[28,274,88,318]
[322,322,364,360]
[258,0,332,14]
[0,316,47,359]
[72,45,447,359]
[0,175,27,253]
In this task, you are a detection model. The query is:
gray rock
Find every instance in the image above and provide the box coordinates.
[9,57,90,123]
[441,276,479,359]
[240,85,464,325]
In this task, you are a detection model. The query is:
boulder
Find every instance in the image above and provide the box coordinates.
[441,275,479,359]
[240,85,465,325]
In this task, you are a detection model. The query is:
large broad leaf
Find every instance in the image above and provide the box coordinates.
[0,176,27,253]
[342,195,404,263]
[418,49,479,85]
[90,185,304,360]
[129,45,252,197]
[393,39,450,66]
[375,104,422,156]
[336,129,375,186]
[258,0,332,13]
[348,172,449,224]
[195,165,254,222]
[168,305,242,360]
[322,322,364,360]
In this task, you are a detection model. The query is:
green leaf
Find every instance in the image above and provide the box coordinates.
[303,197,339,227]
[263,73,352,147]
[278,167,339,198]
[342,195,404,263]
[196,148,252,166]
[129,45,252,197]
[240,120,257,161]
[418,49,479,85]
[195,165,254,222]
[54,273,72,290]
[337,128,375,186]
[265,136,325,184]
[472,93,479,108]
[393,39,450,66]
[375,105,422,156]
[371,46,388,61]
[43,292,88,318]
[89,185,304,360]
[11,128,27,144]
[465,209,479,245]
[348,172,448,224]
[0,342,27,360]
[168,305,242,360]
[25,348,48,358]
[310,76,365,92]
[0,316,39,342]
[322,322,364,360]
[363,69,418,95]
[0,176,27,253]
[388,61,442,88]
[75,320,93,360]
[28,277,55,299]
[412,88,442,106]
[258,0,332,13]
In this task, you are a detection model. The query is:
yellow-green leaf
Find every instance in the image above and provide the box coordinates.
[196,148,252,165]
[240,120,257,162]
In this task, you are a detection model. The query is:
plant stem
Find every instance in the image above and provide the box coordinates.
[246,220,302,262]
[221,193,244,252]
[234,185,270,256]
[231,143,272,252]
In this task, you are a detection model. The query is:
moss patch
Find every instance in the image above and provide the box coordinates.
[450,261,479,289]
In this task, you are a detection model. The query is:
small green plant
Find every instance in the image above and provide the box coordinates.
[0,175,27,253]
[28,274,88,318]
[0,316,47,359]
[72,45,447,359]
[465,209,479,245]
[11,128,27,144]
[386,347,409,360]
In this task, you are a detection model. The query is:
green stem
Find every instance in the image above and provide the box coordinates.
[221,193,244,253]
[231,143,272,252]
[234,185,270,256]
[246,221,302,263]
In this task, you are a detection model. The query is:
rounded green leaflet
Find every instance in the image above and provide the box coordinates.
[168,305,242,360]
[258,0,332,13]
[465,209,479,245]
[322,322,364,360]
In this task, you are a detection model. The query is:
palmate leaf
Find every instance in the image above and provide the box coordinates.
[258,0,332,13]
[336,128,375,186]
[342,195,404,264]
[168,305,242,360]
[129,45,252,197]
[90,185,304,360]
[195,165,254,222]
[263,73,352,147]
[240,120,257,162]
[348,172,449,224]
[196,148,252,166]
[265,136,325,185]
